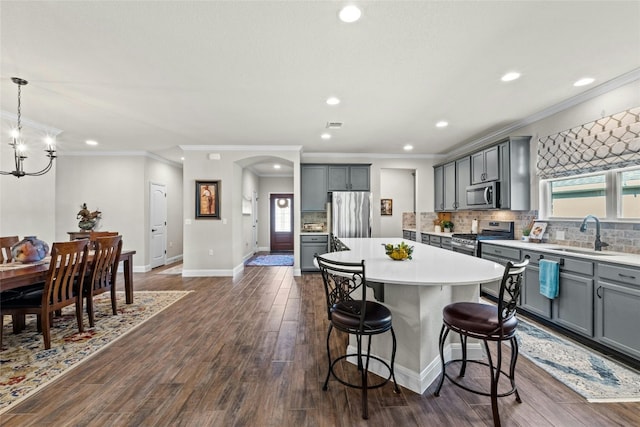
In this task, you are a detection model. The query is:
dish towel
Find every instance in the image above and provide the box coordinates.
[539,259,560,299]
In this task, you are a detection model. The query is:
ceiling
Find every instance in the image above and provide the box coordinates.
[1,1,639,177]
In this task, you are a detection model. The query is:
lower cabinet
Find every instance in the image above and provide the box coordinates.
[402,230,417,241]
[520,250,594,337]
[480,243,521,298]
[301,235,329,272]
[595,263,640,360]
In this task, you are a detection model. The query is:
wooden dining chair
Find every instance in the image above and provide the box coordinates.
[0,240,90,349]
[0,235,19,263]
[84,235,123,327]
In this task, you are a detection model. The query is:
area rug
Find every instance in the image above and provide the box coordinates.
[246,254,294,266]
[0,290,191,415]
[517,318,640,402]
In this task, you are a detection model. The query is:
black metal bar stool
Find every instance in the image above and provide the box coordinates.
[434,257,529,427]
[315,254,400,419]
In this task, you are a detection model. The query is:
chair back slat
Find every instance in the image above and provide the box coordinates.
[0,236,19,263]
[44,240,90,311]
[497,257,530,326]
[316,254,368,329]
[89,235,123,294]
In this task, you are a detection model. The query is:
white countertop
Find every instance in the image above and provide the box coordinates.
[300,231,329,235]
[482,240,640,268]
[321,237,504,285]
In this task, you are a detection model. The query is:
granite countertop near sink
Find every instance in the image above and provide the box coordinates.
[483,240,640,268]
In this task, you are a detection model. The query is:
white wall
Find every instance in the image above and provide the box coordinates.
[380,168,415,237]
[258,176,294,251]
[0,146,56,245]
[181,147,300,276]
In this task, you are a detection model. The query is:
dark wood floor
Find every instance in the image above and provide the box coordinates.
[2,264,639,426]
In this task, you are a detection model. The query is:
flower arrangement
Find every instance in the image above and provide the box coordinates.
[383,241,414,261]
[441,220,454,232]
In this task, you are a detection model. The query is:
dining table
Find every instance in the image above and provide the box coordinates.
[0,249,137,304]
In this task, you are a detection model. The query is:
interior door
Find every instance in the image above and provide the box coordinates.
[270,193,294,252]
[252,190,259,253]
[150,182,167,268]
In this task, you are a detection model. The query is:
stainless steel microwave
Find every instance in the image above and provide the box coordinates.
[466,181,500,209]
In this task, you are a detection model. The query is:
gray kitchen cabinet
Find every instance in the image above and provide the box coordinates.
[301,165,328,211]
[328,164,370,191]
[480,243,522,298]
[441,237,452,250]
[443,161,456,211]
[434,161,456,212]
[519,249,594,337]
[471,145,500,184]
[434,165,444,212]
[301,235,329,272]
[455,157,470,210]
[403,230,416,241]
[595,263,640,359]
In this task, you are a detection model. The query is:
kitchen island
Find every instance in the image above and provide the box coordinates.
[321,237,505,394]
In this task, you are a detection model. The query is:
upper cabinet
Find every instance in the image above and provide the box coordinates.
[434,159,470,212]
[471,145,500,184]
[433,136,531,211]
[328,165,370,191]
[301,165,328,211]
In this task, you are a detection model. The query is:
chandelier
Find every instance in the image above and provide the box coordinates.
[1,77,56,178]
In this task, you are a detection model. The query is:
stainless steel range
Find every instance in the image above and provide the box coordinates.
[451,221,514,256]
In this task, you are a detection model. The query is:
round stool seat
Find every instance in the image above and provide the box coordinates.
[331,300,392,332]
[443,302,518,337]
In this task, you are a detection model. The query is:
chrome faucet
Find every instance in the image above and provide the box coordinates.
[579,215,609,251]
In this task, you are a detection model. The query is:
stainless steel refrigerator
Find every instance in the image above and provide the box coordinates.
[330,192,371,238]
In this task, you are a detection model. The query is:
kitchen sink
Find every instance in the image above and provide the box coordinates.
[549,247,617,256]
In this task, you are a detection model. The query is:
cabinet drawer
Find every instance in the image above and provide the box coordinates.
[482,244,520,261]
[429,235,441,245]
[599,264,640,287]
[560,257,594,276]
[301,235,328,244]
[420,233,430,244]
[441,237,452,250]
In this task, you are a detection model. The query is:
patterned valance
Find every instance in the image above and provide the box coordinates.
[537,107,640,179]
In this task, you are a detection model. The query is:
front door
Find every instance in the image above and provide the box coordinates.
[270,193,294,252]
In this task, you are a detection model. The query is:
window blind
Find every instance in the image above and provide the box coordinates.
[537,107,640,179]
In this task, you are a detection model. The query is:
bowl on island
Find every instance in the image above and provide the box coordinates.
[383,241,414,261]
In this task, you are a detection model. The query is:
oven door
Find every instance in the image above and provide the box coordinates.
[451,240,477,257]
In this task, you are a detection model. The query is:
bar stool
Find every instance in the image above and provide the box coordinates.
[315,254,400,419]
[434,257,529,427]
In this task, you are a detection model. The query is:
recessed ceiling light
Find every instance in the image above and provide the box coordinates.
[273,164,281,169]
[339,5,362,23]
[326,97,341,106]
[574,77,595,87]
[321,133,332,140]
[436,121,449,128]
[180,157,185,161]
[85,140,98,146]
[501,72,521,82]
[403,144,413,151]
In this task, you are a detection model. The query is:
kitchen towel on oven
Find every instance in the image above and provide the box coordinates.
[539,259,560,299]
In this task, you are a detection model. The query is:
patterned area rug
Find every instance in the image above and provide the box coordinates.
[0,290,191,414]
[246,254,294,266]
[517,318,640,402]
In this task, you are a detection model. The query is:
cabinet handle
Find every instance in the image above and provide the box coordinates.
[596,286,603,299]
[494,249,502,253]
[618,273,636,280]
[538,254,544,261]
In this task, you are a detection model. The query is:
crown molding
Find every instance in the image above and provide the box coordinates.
[0,110,63,135]
[302,152,443,160]
[61,151,182,168]
[445,68,640,159]
[180,145,303,152]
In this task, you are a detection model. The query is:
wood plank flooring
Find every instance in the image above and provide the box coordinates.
[2,264,639,426]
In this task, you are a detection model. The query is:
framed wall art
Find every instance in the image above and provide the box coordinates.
[381,199,393,216]
[196,180,220,219]
[529,221,547,242]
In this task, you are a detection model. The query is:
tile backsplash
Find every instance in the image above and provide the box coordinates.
[414,210,640,255]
